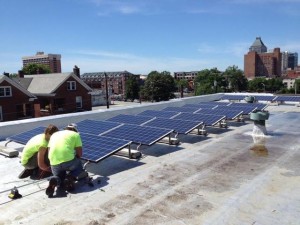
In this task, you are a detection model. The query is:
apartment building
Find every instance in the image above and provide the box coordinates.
[22,52,62,73]
[244,37,281,79]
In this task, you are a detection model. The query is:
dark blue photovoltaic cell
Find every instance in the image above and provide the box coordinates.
[182,104,215,109]
[137,110,180,119]
[162,106,199,113]
[106,114,154,125]
[216,105,257,115]
[173,112,225,126]
[80,133,131,163]
[221,95,245,100]
[274,96,300,102]
[197,108,242,120]
[7,124,132,163]
[254,96,276,101]
[7,126,47,144]
[76,119,122,135]
[228,102,268,111]
[143,117,203,134]
[101,124,173,145]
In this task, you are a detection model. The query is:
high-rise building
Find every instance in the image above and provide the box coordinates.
[249,37,267,53]
[244,37,281,79]
[22,52,62,73]
[282,52,298,72]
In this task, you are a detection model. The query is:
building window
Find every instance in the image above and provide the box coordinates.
[76,96,82,108]
[0,86,12,97]
[67,81,76,90]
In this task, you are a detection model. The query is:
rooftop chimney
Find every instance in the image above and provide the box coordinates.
[18,70,24,78]
[73,65,80,78]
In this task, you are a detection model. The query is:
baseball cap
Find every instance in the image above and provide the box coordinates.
[66,123,78,132]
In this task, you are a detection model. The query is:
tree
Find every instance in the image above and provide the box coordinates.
[142,71,176,102]
[23,63,51,75]
[125,76,140,101]
[223,65,248,92]
[194,68,222,95]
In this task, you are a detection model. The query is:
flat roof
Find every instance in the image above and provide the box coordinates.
[1,103,300,224]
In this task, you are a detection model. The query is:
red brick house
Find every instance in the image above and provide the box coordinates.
[14,72,93,117]
[0,75,36,122]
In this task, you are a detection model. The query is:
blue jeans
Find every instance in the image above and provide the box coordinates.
[50,158,84,185]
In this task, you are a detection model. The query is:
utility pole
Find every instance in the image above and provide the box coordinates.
[104,72,109,109]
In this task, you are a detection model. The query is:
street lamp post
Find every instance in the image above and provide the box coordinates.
[104,72,109,109]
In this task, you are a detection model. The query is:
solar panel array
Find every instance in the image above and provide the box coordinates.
[197,108,243,120]
[143,117,203,134]
[173,112,225,126]
[102,124,173,145]
[162,106,200,113]
[274,96,300,102]
[76,119,122,135]
[137,110,180,118]
[106,114,154,125]
[80,133,131,162]
[182,104,215,109]
[228,102,267,111]
[7,126,47,144]
[216,104,257,115]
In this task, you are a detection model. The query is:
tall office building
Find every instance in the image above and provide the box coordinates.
[249,37,267,53]
[22,52,62,73]
[282,52,298,72]
[244,37,281,79]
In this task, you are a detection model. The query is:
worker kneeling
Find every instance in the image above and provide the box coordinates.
[46,123,87,197]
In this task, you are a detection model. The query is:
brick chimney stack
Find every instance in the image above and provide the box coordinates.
[73,65,80,78]
[18,70,24,78]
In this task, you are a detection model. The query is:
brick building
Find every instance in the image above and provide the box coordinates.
[22,52,62,73]
[244,37,282,79]
[81,71,140,95]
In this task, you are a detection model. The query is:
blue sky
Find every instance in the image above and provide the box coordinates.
[1,0,300,75]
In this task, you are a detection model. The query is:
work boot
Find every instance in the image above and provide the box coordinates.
[18,168,35,179]
[46,178,58,198]
[63,175,75,192]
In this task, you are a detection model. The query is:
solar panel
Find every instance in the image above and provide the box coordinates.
[221,95,245,100]
[137,110,180,119]
[142,117,203,134]
[7,126,47,144]
[217,104,257,115]
[162,106,200,113]
[182,104,215,109]
[80,133,131,163]
[107,114,154,125]
[253,95,276,101]
[173,112,225,126]
[76,119,122,135]
[197,108,243,120]
[227,102,267,111]
[101,124,173,145]
[274,96,300,102]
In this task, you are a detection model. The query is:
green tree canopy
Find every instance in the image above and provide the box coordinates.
[22,63,51,75]
[125,76,140,101]
[142,71,176,102]
[223,65,248,92]
[194,68,222,95]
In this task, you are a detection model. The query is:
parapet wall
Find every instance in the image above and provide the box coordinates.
[0,94,222,140]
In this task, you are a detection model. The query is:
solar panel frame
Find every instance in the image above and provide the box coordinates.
[80,133,132,163]
[182,104,215,109]
[142,117,203,134]
[162,106,200,113]
[76,119,122,135]
[106,114,155,125]
[6,126,47,144]
[274,96,300,102]
[173,112,225,126]
[137,110,180,119]
[101,124,174,145]
[196,108,243,120]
